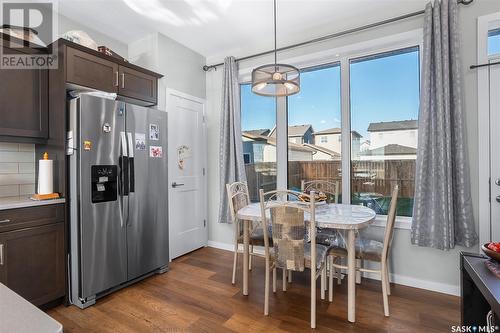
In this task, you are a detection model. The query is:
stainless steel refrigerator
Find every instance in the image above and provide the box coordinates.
[67,93,169,309]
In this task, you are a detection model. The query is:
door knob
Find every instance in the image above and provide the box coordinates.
[496,179,500,186]
[496,195,500,203]
[172,182,184,188]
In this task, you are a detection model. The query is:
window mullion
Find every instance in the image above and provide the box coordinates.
[276,96,288,190]
[340,57,351,204]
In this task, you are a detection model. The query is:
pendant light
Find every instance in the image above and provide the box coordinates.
[251,0,300,97]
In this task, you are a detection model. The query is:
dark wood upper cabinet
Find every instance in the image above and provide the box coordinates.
[0,221,65,306]
[119,66,157,104]
[0,46,48,140]
[66,47,119,93]
[62,40,162,105]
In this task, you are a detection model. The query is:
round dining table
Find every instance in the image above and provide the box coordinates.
[237,202,376,323]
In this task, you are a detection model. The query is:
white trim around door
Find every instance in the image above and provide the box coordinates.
[477,12,500,247]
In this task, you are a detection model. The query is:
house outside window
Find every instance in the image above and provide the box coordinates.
[320,136,328,143]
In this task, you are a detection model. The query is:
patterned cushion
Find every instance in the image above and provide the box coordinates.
[237,225,273,247]
[316,228,344,247]
[304,243,329,270]
[271,206,306,271]
[249,227,273,247]
[327,238,384,262]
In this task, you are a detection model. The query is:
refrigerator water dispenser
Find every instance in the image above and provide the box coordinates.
[91,165,118,203]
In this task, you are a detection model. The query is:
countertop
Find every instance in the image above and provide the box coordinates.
[0,283,63,333]
[0,196,66,211]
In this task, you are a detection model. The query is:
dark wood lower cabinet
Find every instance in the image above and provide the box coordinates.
[0,205,65,307]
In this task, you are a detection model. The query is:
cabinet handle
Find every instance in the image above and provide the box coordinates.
[115,71,119,87]
[0,244,4,266]
[0,219,10,224]
[121,73,125,89]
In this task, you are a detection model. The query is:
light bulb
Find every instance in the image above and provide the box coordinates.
[272,72,283,80]
[284,82,296,91]
[254,82,267,91]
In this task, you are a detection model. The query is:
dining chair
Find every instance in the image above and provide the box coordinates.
[226,182,272,285]
[328,185,399,316]
[301,180,344,285]
[259,189,328,328]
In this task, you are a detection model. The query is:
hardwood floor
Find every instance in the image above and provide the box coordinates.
[48,247,460,332]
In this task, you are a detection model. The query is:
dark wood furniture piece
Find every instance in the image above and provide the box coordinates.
[61,38,161,105]
[0,42,49,143]
[461,252,500,328]
[0,204,66,307]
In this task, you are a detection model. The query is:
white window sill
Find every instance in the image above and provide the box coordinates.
[371,215,412,230]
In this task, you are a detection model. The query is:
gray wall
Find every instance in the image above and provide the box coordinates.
[128,32,206,110]
[205,0,500,294]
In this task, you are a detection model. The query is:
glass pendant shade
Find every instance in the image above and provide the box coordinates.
[251,63,300,96]
[251,0,300,97]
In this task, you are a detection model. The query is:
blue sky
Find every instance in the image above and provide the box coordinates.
[489,29,500,55]
[241,48,420,139]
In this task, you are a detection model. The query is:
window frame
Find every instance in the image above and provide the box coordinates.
[238,29,423,229]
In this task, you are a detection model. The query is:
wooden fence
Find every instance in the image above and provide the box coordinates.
[246,160,415,201]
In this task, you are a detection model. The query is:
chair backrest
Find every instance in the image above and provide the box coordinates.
[259,190,316,272]
[381,185,399,262]
[301,180,339,204]
[226,182,250,224]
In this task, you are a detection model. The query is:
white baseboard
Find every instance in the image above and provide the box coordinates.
[206,241,459,296]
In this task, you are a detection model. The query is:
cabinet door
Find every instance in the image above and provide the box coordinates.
[119,66,157,104]
[0,48,48,139]
[66,46,118,93]
[0,223,65,306]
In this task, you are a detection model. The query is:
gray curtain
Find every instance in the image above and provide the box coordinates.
[218,56,247,224]
[411,0,477,250]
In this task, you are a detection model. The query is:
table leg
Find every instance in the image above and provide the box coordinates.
[347,229,356,323]
[243,220,249,296]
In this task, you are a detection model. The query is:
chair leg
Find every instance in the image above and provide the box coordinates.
[288,270,292,283]
[311,269,316,328]
[232,243,238,285]
[337,266,342,285]
[249,245,253,271]
[381,264,390,317]
[273,266,277,293]
[264,260,270,315]
[282,268,287,292]
[328,256,333,302]
[355,259,362,284]
[321,265,326,300]
[385,264,391,296]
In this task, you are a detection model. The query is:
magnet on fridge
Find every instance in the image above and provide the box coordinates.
[84,140,92,151]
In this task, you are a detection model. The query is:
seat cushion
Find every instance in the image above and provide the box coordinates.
[249,228,273,247]
[304,243,329,270]
[316,228,344,247]
[327,238,383,262]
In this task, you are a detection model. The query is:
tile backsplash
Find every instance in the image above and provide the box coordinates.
[0,142,35,197]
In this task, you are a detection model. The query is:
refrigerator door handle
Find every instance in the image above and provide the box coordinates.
[127,132,135,193]
[119,132,130,197]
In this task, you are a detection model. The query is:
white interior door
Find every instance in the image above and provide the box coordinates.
[489,56,500,241]
[167,89,207,259]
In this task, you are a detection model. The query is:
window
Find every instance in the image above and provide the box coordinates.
[239,32,421,221]
[488,28,500,56]
[350,47,420,217]
[240,84,277,202]
[286,64,342,195]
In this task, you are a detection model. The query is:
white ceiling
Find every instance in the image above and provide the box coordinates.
[57,0,429,60]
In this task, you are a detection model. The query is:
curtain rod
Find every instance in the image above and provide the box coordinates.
[203,0,473,72]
